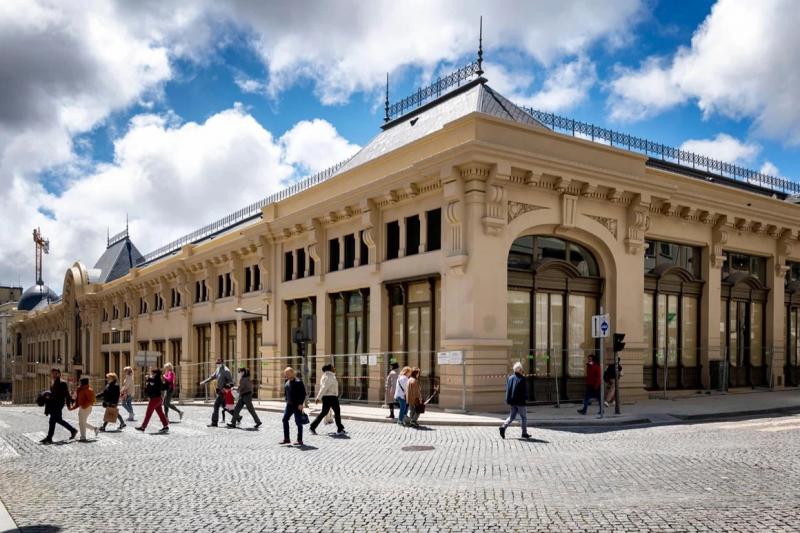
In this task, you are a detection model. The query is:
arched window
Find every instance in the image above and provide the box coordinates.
[507,236,601,403]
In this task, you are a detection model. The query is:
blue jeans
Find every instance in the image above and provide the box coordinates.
[397,398,408,424]
[282,403,303,441]
[581,387,601,412]
[502,405,528,434]
[122,395,134,419]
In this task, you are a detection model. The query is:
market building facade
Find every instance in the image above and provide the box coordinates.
[10,73,800,411]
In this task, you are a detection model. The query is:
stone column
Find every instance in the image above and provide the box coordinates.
[768,256,788,388]
[701,249,723,389]
[419,210,428,253]
[398,217,407,258]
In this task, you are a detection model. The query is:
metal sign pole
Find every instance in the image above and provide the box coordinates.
[599,305,605,419]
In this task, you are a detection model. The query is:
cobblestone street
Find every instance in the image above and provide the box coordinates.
[0,405,799,532]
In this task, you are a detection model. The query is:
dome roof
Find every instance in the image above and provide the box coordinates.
[18,283,59,311]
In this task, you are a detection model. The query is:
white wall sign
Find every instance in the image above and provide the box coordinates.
[591,314,610,338]
[437,350,464,365]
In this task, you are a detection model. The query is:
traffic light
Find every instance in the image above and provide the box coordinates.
[613,333,626,353]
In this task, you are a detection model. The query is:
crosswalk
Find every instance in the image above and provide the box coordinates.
[0,437,19,459]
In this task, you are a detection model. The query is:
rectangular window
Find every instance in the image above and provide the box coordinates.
[682,296,698,367]
[284,251,294,281]
[217,275,224,299]
[386,221,400,260]
[426,208,441,251]
[252,264,260,290]
[405,215,420,256]
[297,248,306,279]
[245,267,252,292]
[359,230,369,265]
[643,293,653,365]
[344,234,356,269]
[308,257,315,276]
[329,239,340,272]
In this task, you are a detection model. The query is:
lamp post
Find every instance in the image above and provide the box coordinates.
[234,307,268,318]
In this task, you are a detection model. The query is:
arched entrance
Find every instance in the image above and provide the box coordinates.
[786,280,800,387]
[507,236,602,402]
[720,272,768,387]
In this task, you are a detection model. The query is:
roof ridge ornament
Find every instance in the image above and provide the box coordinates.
[477,16,484,76]
[384,73,390,123]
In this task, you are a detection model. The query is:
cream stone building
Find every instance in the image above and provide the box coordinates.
[10,70,800,411]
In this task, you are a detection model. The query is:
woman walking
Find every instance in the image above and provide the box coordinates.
[384,362,399,419]
[162,363,184,422]
[405,367,423,428]
[309,364,345,435]
[280,367,306,446]
[135,368,169,433]
[97,372,126,431]
[120,367,136,422]
[226,367,262,429]
[394,366,412,426]
[69,377,98,441]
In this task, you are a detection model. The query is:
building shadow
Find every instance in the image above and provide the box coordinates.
[5,525,62,532]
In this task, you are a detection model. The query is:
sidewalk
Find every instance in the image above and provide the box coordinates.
[182,388,800,428]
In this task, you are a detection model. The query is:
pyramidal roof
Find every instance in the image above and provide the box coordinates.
[93,236,144,283]
[337,79,544,174]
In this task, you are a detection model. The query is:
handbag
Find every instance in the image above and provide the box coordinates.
[300,411,310,425]
[416,402,426,414]
[103,406,119,423]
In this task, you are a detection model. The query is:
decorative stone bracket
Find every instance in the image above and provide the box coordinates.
[624,194,651,254]
[711,215,728,269]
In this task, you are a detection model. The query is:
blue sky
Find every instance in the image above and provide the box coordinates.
[2,0,799,287]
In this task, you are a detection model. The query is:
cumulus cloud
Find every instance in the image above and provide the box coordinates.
[679,133,760,164]
[608,0,800,144]
[280,119,361,174]
[0,108,357,288]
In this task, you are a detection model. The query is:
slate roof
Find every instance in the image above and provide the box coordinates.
[337,79,543,174]
[93,237,144,283]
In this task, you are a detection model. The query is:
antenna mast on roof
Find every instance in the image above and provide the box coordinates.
[384,73,390,123]
[477,16,484,76]
[32,227,49,286]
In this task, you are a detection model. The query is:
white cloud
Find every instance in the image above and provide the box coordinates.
[0,107,360,289]
[279,119,361,174]
[608,0,800,144]
[222,0,643,104]
[518,57,597,112]
[679,133,759,164]
[234,74,267,94]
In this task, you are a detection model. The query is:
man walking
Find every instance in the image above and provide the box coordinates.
[499,362,530,439]
[200,358,233,427]
[227,367,261,429]
[577,354,603,415]
[40,368,77,444]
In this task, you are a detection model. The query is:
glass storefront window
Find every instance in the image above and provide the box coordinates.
[534,293,548,376]
[682,296,698,367]
[567,294,593,378]
[750,302,763,367]
[643,293,653,365]
[507,291,530,364]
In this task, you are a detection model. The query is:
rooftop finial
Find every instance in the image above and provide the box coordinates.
[476,16,484,76]
[384,73,390,122]
[126,213,129,235]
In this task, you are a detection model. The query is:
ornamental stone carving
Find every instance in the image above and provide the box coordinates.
[585,214,618,239]
[507,201,547,222]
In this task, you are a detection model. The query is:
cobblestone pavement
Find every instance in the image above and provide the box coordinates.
[0,405,799,532]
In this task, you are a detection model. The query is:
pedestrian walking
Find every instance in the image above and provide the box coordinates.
[40,368,77,444]
[279,367,306,446]
[162,363,184,422]
[221,384,235,423]
[226,367,262,429]
[384,362,399,419]
[120,366,136,422]
[577,354,603,415]
[499,362,530,439]
[604,360,623,408]
[394,366,412,426]
[136,368,169,433]
[405,367,424,428]
[199,358,233,427]
[69,377,99,441]
[309,364,345,435]
[97,372,125,431]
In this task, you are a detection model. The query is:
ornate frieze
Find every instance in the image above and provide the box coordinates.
[585,214,618,239]
[507,201,547,223]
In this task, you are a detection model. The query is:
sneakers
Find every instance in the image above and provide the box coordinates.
[386,415,395,419]
[119,423,126,430]
[179,411,184,421]
[577,409,587,415]
[39,437,53,444]
[207,423,218,427]
[70,429,78,440]
[293,441,303,446]
[135,426,145,431]
[521,433,532,439]
[226,423,237,429]
[309,427,317,435]
[158,427,169,433]
[499,426,506,439]
[337,429,347,435]
[254,422,262,429]
[279,439,290,444]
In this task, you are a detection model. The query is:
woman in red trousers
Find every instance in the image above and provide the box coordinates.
[135,368,169,433]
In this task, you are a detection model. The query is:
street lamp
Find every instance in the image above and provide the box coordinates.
[234,307,269,319]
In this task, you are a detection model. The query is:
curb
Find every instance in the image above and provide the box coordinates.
[0,496,17,533]
[670,405,800,422]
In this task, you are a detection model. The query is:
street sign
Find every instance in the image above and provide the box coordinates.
[591,314,610,338]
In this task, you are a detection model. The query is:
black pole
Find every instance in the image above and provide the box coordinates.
[614,354,621,415]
